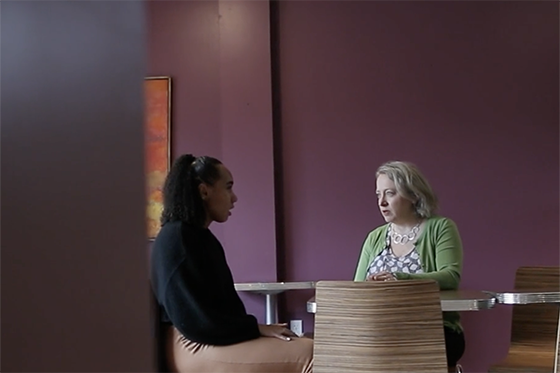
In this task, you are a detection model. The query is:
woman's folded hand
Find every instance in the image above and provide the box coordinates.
[258,323,298,341]
[366,271,397,282]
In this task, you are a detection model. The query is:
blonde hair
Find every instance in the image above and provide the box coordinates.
[376,161,438,218]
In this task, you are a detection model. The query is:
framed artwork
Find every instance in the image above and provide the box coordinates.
[144,76,171,239]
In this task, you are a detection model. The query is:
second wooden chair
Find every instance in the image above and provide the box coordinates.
[488,266,560,373]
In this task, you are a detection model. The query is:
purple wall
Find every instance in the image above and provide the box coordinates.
[278,2,559,372]
[148,1,559,372]
[218,0,277,283]
[147,0,277,319]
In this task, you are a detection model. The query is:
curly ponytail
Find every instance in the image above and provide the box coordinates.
[160,154,222,227]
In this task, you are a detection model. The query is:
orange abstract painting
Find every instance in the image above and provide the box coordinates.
[145,77,171,239]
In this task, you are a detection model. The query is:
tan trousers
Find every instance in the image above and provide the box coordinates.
[167,327,314,373]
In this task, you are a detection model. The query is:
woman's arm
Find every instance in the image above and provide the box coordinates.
[162,258,261,345]
[153,224,260,346]
[354,227,385,281]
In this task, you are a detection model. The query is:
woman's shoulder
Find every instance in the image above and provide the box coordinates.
[425,215,459,229]
[159,220,206,232]
[364,223,389,242]
[151,221,186,271]
[153,221,204,252]
[154,221,182,244]
[424,215,461,238]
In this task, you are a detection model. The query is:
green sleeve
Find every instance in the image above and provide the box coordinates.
[354,228,384,281]
[394,218,463,290]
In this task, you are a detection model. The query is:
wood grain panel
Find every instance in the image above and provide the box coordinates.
[313,280,448,373]
[489,266,560,373]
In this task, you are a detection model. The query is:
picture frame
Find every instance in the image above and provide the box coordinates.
[144,76,171,240]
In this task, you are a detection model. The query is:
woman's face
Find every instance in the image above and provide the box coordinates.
[376,173,415,224]
[201,164,238,227]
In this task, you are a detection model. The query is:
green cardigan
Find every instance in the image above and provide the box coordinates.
[354,216,464,332]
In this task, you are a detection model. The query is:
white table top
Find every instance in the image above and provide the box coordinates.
[439,290,496,311]
[307,289,496,313]
[484,289,560,305]
[235,281,316,295]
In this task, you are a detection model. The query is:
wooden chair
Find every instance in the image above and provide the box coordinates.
[488,266,560,373]
[313,280,448,373]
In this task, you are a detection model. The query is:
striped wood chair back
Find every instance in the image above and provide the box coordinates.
[313,280,448,373]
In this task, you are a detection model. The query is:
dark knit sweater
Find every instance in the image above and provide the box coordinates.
[150,221,260,345]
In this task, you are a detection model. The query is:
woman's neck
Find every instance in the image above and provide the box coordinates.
[391,216,422,233]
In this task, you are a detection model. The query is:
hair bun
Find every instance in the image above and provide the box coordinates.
[174,153,196,167]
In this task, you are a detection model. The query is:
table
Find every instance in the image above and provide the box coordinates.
[306,289,496,313]
[235,281,316,324]
[439,290,497,311]
[484,290,560,305]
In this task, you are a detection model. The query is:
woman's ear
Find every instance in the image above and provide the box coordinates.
[198,183,209,201]
[409,195,419,210]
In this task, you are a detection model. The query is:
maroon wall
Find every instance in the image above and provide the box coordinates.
[2,1,152,371]
[277,2,559,372]
[148,1,559,372]
[147,0,277,319]
[218,0,277,282]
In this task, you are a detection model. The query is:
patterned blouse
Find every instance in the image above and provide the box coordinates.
[366,224,424,277]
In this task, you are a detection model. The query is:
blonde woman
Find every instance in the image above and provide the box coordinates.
[354,161,465,372]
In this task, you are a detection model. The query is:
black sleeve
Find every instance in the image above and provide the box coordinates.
[154,223,260,346]
[163,263,260,345]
